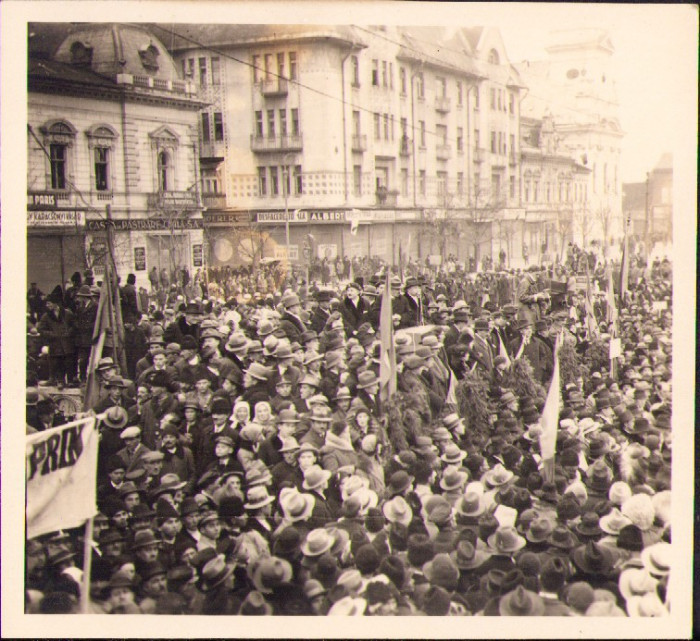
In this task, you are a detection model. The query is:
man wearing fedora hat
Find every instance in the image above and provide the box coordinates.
[340,282,369,334]
[393,277,427,329]
[278,293,306,344]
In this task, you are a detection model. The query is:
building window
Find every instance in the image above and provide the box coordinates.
[267,109,275,138]
[279,109,287,136]
[400,117,407,137]
[158,151,171,191]
[436,124,447,146]
[510,175,516,198]
[389,62,394,89]
[457,172,464,196]
[258,166,267,196]
[353,111,361,136]
[198,57,207,86]
[474,129,480,149]
[474,172,481,196]
[201,113,211,143]
[457,127,464,153]
[383,113,389,140]
[419,170,426,196]
[270,166,279,196]
[213,112,224,142]
[437,77,446,97]
[546,182,551,202]
[372,59,379,86]
[184,58,194,79]
[437,171,447,197]
[252,55,262,83]
[401,169,408,197]
[353,165,362,196]
[457,82,463,106]
[255,111,263,136]
[416,72,424,99]
[490,130,496,153]
[491,173,501,200]
[509,92,515,114]
[94,147,109,191]
[400,67,407,95]
[351,55,360,86]
[294,165,303,195]
[283,164,291,196]
[419,120,426,147]
[474,87,480,110]
[373,113,381,140]
[533,180,539,202]
[291,109,299,135]
[490,88,496,110]
[510,134,515,157]
[289,52,297,80]
[211,57,221,85]
[277,52,285,79]
[488,49,500,65]
[382,61,388,87]
[264,54,273,80]
[524,181,529,202]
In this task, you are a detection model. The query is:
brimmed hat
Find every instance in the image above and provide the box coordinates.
[599,507,633,535]
[621,494,656,532]
[152,473,187,497]
[499,585,545,616]
[245,362,272,382]
[487,526,526,554]
[96,357,116,371]
[356,370,380,389]
[279,489,315,522]
[439,466,469,492]
[526,516,556,543]
[239,590,273,615]
[455,491,486,518]
[547,525,580,550]
[574,511,604,538]
[328,595,367,616]
[132,529,160,550]
[382,496,413,527]
[571,541,616,576]
[302,528,335,557]
[302,465,332,491]
[626,592,668,617]
[640,542,672,577]
[440,443,467,465]
[244,486,275,510]
[386,470,414,496]
[101,406,129,430]
[482,463,514,487]
[618,568,658,601]
[585,462,613,493]
[451,540,491,570]
[200,555,234,592]
[249,555,293,594]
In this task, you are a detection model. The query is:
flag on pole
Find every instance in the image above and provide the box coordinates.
[539,330,562,483]
[379,271,397,404]
[606,264,618,335]
[26,416,99,539]
[497,331,512,367]
[619,231,629,298]
[83,273,111,410]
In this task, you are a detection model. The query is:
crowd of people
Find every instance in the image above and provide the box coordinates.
[24,248,673,617]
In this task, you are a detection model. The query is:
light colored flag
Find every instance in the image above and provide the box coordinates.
[379,271,397,403]
[606,264,618,335]
[26,416,99,539]
[539,331,562,483]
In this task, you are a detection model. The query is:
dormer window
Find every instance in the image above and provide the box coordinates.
[70,41,93,66]
[488,49,500,65]
[139,44,160,72]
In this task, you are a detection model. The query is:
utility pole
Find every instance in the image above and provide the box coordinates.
[644,171,650,259]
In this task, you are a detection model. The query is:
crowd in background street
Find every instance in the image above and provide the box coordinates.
[24,245,673,617]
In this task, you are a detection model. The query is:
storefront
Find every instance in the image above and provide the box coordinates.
[27,191,87,292]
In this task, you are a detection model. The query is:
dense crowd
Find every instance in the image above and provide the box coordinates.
[25,250,673,617]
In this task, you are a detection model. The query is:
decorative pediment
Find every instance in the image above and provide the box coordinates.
[139,44,160,72]
[149,125,180,150]
[85,124,118,147]
[40,119,77,145]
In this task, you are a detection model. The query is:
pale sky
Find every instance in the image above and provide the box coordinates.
[460,4,697,183]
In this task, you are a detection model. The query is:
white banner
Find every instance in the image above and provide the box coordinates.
[26,416,99,539]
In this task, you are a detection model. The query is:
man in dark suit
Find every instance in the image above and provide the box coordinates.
[278,293,306,343]
[339,282,368,335]
[393,278,427,328]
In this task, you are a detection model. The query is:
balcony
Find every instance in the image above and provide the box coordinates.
[435,96,451,113]
[147,191,199,210]
[95,191,113,201]
[250,134,303,153]
[201,193,227,210]
[474,147,486,163]
[351,134,367,152]
[261,78,289,97]
[436,144,452,161]
[375,188,398,206]
[200,142,226,160]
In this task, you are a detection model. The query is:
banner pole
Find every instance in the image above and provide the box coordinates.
[80,516,94,614]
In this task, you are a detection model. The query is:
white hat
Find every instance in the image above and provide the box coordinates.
[120,426,141,439]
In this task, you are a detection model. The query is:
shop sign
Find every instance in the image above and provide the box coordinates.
[192,244,203,267]
[27,210,85,227]
[203,212,251,226]
[86,218,203,231]
[134,247,147,271]
[317,243,338,260]
[28,192,60,209]
[256,210,308,224]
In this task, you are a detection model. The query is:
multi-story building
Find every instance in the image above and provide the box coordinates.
[517,115,590,266]
[27,23,204,291]
[622,153,673,250]
[163,24,526,268]
[515,29,624,251]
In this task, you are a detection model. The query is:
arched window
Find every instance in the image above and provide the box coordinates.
[40,120,77,191]
[158,151,170,192]
[488,49,500,65]
[86,124,118,194]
